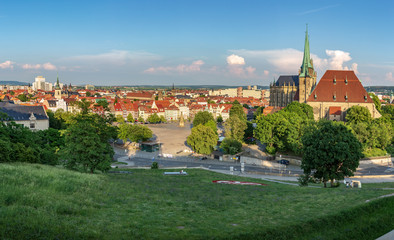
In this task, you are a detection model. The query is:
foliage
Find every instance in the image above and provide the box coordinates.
[47,109,73,130]
[253,107,264,120]
[94,99,109,111]
[216,115,223,123]
[204,120,217,135]
[229,102,246,121]
[242,104,250,109]
[147,113,161,123]
[116,114,125,123]
[224,115,247,142]
[283,101,314,120]
[369,92,381,113]
[297,174,311,186]
[60,114,115,173]
[75,98,92,114]
[159,115,166,123]
[17,94,28,102]
[243,121,254,141]
[151,162,159,169]
[127,113,135,123]
[85,91,91,97]
[187,125,217,154]
[193,111,214,127]
[221,138,242,155]
[138,116,144,123]
[301,120,363,187]
[346,105,372,124]
[118,123,153,143]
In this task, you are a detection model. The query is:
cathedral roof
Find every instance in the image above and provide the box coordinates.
[307,70,373,103]
[275,75,299,87]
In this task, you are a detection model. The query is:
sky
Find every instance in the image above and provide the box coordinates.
[0,0,394,86]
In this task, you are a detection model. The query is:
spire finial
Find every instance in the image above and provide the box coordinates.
[300,24,312,78]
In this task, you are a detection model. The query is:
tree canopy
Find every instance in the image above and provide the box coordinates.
[221,138,242,155]
[187,124,217,155]
[147,113,161,123]
[193,111,214,127]
[345,105,372,124]
[225,115,247,142]
[127,113,135,123]
[369,93,382,113]
[301,120,363,187]
[283,102,314,120]
[229,103,246,121]
[118,123,153,143]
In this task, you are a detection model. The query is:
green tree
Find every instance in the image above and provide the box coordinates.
[216,115,223,123]
[204,120,218,135]
[138,116,144,123]
[253,107,264,120]
[17,94,28,102]
[147,113,161,123]
[187,125,217,154]
[369,93,381,113]
[118,123,153,143]
[301,120,363,187]
[86,91,91,97]
[116,114,125,123]
[193,111,215,127]
[283,102,314,120]
[243,121,254,142]
[75,98,92,114]
[346,105,372,124]
[95,99,109,111]
[221,138,242,155]
[127,113,135,123]
[225,115,247,142]
[60,114,115,173]
[159,115,166,123]
[230,103,246,121]
[242,104,250,109]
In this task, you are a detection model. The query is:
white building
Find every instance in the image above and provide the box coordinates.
[32,76,53,91]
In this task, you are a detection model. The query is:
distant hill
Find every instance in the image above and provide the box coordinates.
[96,85,270,90]
[0,81,29,86]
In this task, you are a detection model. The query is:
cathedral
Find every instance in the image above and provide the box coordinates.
[269,27,316,107]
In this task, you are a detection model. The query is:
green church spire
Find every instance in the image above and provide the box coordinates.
[55,73,60,90]
[300,24,313,77]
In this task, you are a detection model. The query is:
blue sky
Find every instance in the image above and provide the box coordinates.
[0,0,393,86]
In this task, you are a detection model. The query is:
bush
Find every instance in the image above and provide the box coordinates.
[151,162,158,169]
[298,174,310,186]
[265,146,276,155]
[363,148,387,157]
[221,138,242,155]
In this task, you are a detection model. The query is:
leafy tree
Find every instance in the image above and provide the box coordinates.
[147,113,161,123]
[85,91,91,97]
[221,138,242,155]
[242,104,250,109]
[17,94,28,102]
[75,98,92,114]
[283,102,314,120]
[95,99,109,111]
[0,139,12,162]
[159,115,166,123]
[216,115,223,123]
[60,114,115,173]
[193,111,214,127]
[301,120,363,187]
[369,93,382,113]
[187,125,217,154]
[9,91,15,96]
[118,123,153,143]
[230,103,246,121]
[127,113,135,123]
[346,105,372,124]
[224,115,247,142]
[138,116,144,123]
[243,121,254,141]
[204,120,218,135]
[253,107,264,120]
[94,93,101,97]
[116,114,125,123]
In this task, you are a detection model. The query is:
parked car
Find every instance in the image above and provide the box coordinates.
[200,157,207,160]
[277,160,289,165]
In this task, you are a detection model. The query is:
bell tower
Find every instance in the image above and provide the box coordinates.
[298,25,317,103]
[54,73,62,100]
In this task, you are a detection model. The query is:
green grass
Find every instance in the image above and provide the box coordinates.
[0,163,393,239]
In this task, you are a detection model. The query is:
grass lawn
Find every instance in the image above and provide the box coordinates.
[1,163,393,239]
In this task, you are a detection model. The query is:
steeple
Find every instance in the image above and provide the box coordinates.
[55,73,60,90]
[299,24,313,78]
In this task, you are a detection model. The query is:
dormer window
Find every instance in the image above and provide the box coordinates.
[364,95,367,101]
[345,95,348,101]
[333,94,336,101]
[333,77,336,84]
[345,76,348,85]
[314,94,317,99]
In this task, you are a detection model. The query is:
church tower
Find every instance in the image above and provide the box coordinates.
[298,25,317,103]
[54,74,62,100]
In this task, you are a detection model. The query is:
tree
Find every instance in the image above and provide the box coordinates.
[216,115,223,123]
[17,94,28,102]
[242,104,250,109]
[159,115,166,123]
[60,114,115,173]
[116,114,125,123]
[95,99,109,111]
[230,103,246,121]
[369,93,382,113]
[75,98,92,114]
[118,123,153,143]
[147,113,160,123]
[221,138,242,155]
[127,113,135,123]
[204,120,218,135]
[283,102,314,120]
[193,111,215,127]
[253,107,264,120]
[138,116,144,123]
[346,105,372,124]
[224,115,247,142]
[85,91,92,97]
[301,120,363,187]
[187,125,217,154]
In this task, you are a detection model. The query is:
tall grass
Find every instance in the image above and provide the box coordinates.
[0,163,393,239]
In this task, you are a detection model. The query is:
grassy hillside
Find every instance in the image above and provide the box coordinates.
[0,163,393,239]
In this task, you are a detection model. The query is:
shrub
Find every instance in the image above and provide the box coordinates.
[221,138,242,155]
[298,174,310,186]
[151,162,158,169]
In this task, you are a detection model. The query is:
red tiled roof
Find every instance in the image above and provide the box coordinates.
[329,106,342,115]
[307,70,373,103]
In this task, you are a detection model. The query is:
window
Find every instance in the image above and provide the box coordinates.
[30,122,35,129]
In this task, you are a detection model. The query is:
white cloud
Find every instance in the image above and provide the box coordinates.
[264,70,270,76]
[351,63,359,74]
[0,60,15,69]
[226,54,245,65]
[144,60,205,74]
[385,72,394,82]
[22,62,57,71]
[325,50,352,70]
